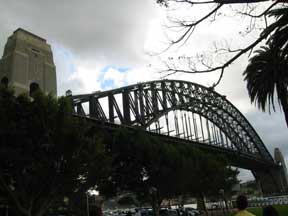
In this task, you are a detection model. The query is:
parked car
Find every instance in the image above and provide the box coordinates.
[184,207,201,216]
[159,209,179,216]
[139,208,153,216]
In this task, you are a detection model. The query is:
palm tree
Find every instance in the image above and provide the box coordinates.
[243,6,288,127]
[264,7,288,55]
[243,42,288,127]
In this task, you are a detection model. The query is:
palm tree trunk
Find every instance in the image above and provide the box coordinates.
[278,87,288,128]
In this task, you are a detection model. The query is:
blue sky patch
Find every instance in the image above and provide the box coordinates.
[100,65,130,90]
[101,65,130,73]
[101,79,115,90]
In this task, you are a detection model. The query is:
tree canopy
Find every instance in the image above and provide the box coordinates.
[0,85,240,215]
[99,128,239,213]
[0,86,109,216]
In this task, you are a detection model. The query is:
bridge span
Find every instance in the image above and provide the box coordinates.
[69,79,288,195]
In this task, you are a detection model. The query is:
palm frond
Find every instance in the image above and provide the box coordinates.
[243,43,288,113]
[268,7,288,18]
[265,6,288,51]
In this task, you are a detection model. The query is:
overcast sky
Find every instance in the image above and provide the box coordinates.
[0,0,287,182]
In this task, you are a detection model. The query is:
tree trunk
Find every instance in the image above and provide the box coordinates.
[150,193,160,216]
[282,104,288,128]
[179,195,186,208]
[94,195,104,216]
[196,194,207,216]
[223,197,229,211]
[278,87,288,128]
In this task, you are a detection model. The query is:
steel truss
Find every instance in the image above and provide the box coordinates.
[71,80,274,164]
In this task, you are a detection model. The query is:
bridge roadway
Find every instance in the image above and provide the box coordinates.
[70,79,288,194]
[76,114,275,171]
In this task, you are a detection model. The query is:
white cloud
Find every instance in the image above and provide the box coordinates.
[103,67,127,88]
[0,0,161,66]
[72,64,102,93]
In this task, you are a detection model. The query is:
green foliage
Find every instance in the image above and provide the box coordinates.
[229,208,262,216]
[99,127,239,209]
[229,205,288,216]
[0,87,109,216]
[274,205,288,216]
[117,196,138,206]
[0,84,238,215]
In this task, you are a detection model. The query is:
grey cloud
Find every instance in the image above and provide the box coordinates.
[246,110,288,159]
[0,0,159,66]
[57,78,84,96]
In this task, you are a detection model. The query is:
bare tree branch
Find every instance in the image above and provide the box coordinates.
[166,4,223,49]
[155,0,287,87]
[160,26,273,87]
[215,0,269,3]
[160,0,271,5]
[238,1,278,18]
[174,0,216,5]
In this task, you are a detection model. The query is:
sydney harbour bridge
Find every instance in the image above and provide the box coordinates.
[1,29,287,196]
[70,79,288,195]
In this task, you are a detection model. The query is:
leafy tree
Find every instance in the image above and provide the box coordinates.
[100,127,239,215]
[98,128,149,197]
[0,86,109,216]
[243,7,288,127]
[176,147,239,212]
[244,42,288,126]
[117,195,138,207]
[144,144,238,214]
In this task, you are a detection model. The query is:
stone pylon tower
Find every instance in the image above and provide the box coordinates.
[0,28,57,96]
[274,148,288,191]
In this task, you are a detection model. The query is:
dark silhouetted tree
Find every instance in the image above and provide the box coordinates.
[99,127,238,215]
[0,87,109,216]
[243,7,288,127]
[244,42,288,127]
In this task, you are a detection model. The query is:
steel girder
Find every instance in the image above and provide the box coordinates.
[71,79,274,164]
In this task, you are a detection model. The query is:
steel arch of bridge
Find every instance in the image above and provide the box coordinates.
[71,79,274,165]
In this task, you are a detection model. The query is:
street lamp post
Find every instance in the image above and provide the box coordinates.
[219,189,226,214]
[86,192,90,216]
[149,187,158,216]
